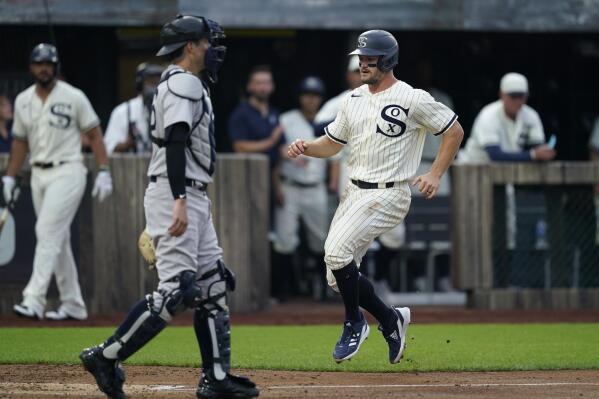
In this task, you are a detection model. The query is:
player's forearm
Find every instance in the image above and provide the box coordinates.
[233,138,276,153]
[87,126,109,167]
[113,141,134,152]
[430,121,464,178]
[6,138,28,177]
[304,136,342,158]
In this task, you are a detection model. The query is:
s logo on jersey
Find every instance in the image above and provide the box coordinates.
[376,104,409,137]
[49,103,72,129]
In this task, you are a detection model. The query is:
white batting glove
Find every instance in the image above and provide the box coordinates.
[2,175,20,205]
[92,170,113,202]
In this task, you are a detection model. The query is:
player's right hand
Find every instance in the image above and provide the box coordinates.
[2,175,20,205]
[169,198,188,237]
[287,139,308,158]
[532,144,556,161]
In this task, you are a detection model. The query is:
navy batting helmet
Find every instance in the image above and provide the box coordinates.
[30,43,59,64]
[349,30,398,72]
[298,76,325,96]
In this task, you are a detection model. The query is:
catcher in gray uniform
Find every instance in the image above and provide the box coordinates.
[79,15,259,399]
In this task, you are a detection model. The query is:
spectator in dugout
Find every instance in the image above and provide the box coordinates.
[458,72,555,164]
[459,72,557,287]
[228,65,285,170]
[0,93,13,153]
[104,63,164,154]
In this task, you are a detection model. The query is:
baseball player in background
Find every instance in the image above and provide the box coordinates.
[79,15,258,399]
[274,76,330,300]
[2,43,113,321]
[288,30,464,364]
[103,63,164,154]
[315,55,361,196]
[459,72,555,164]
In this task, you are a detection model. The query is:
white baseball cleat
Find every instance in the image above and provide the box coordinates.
[13,303,44,320]
[45,309,87,321]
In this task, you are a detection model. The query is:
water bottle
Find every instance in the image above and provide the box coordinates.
[534,219,548,250]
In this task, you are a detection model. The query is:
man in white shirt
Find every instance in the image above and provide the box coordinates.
[460,72,555,163]
[104,63,163,154]
[2,43,113,321]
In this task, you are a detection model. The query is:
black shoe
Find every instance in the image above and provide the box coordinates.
[79,345,126,399]
[196,370,259,399]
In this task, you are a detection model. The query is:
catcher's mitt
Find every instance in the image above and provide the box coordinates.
[138,229,157,269]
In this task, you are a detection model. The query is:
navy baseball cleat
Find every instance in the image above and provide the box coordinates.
[379,306,411,364]
[196,370,259,399]
[79,345,126,399]
[332,313,370,363]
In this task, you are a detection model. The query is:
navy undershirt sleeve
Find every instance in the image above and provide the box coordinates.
[165,122,189,199]
[485,145,533,162]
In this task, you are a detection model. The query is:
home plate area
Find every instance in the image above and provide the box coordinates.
[1,365,598,398]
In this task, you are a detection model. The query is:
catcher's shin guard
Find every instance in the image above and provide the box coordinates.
[194,305,231,379]
[101,297,169,361]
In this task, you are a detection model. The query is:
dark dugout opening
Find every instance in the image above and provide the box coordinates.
[1,25,598,160]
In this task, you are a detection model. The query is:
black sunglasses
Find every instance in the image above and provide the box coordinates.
[507,92,527,99]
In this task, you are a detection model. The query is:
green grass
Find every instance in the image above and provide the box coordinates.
[1,324,598,372]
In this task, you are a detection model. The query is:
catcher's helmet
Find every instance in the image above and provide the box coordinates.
[298,76,325,96]
[349,30,398,72]
[30,43,59,64]
[156,15,226,83]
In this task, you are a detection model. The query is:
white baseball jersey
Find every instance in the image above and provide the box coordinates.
[104,95,151,154]
[12,81,99,164]
[459,100,544,163]
[325,81,457,183]
[280,109,326,184]
[147,65,214,183]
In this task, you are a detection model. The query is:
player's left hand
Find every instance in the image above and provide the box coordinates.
[287,139,308,158]
[412,172,440,199]
[92,170,113,202]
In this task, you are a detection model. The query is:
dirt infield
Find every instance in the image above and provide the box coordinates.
[1,365,598,399]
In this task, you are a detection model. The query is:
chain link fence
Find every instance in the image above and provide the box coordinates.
[493,184,599,289]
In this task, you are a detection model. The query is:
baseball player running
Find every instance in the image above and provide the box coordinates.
[3,43,113,321]
[79,15,258,399]
[288,30,464,364]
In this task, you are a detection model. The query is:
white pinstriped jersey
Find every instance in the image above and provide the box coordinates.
[324,81,457,183]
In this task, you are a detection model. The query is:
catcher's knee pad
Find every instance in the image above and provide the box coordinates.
[195,260,236,314]
[101,297,168,361]
[163,270,204,317]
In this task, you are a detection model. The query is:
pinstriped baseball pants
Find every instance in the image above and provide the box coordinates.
[324,182,411,291]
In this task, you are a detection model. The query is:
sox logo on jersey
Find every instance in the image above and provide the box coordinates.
[376,104,408,137]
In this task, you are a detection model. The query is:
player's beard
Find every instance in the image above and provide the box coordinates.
[35,74,55,88]
[361,68,383,85]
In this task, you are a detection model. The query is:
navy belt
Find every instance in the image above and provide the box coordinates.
[149,175,207,191]
[351,179,396,189]
[281,176,320,188]
[32,161,68,169]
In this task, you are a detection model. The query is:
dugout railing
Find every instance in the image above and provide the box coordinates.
[452,162,599,309]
